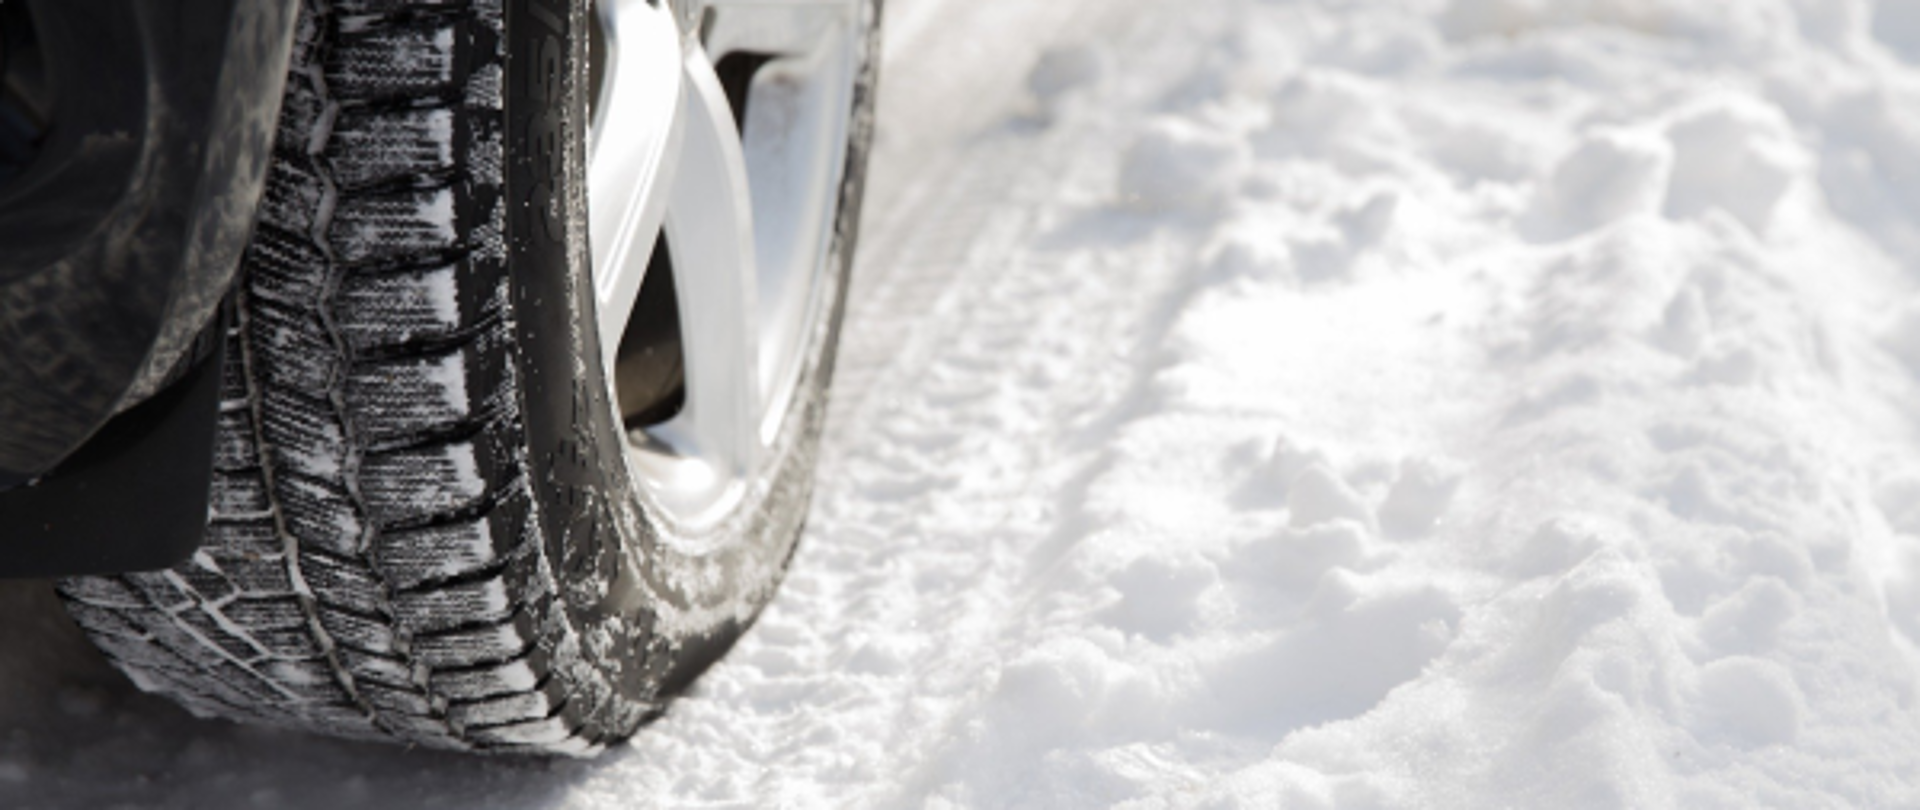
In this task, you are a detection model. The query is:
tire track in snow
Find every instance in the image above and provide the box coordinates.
[828,0,1105,429]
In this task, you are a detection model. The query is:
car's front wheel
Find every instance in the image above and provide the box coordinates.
[56,0,878,756]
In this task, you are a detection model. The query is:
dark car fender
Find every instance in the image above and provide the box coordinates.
[0,0,300,576]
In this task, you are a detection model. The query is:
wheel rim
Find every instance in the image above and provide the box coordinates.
[586,0,860,533]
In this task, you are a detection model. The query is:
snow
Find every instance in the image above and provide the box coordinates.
[10,0,1920,805]
[1027,46,1107,116]
[1119,119,1251,209]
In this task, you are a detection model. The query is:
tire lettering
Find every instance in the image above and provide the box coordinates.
[519,29,568,241]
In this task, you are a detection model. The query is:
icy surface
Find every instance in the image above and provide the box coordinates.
[10,0,1920,805]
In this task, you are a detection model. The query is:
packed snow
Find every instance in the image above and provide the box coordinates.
[9,0,1920,805]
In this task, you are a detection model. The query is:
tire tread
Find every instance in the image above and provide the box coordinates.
[57,0,606,754]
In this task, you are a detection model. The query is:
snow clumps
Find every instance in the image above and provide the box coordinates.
[1663,95,1805,234]
[1528,128,1673,240]
[1027,45,1107,116]
[1689,657,1806,748]
[1119,118,1251,210]
[991,0,1920,802]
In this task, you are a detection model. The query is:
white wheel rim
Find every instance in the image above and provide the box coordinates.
[587,0,860,533]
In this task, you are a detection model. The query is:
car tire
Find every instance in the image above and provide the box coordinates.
[55,0,878,756]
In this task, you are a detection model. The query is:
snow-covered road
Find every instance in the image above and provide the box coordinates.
[11,0,1920,805]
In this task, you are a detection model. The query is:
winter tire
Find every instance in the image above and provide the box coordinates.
[55,0,879,755]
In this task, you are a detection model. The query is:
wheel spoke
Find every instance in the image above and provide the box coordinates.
[639,42,761,523]
[588,0,685,358]
[703,0,861,440]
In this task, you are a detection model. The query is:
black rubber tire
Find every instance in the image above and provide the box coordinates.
[55,0,879,756]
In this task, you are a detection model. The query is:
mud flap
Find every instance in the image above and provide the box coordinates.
[0,331,224,578]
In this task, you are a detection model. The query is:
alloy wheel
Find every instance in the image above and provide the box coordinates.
[587,0,862,534]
